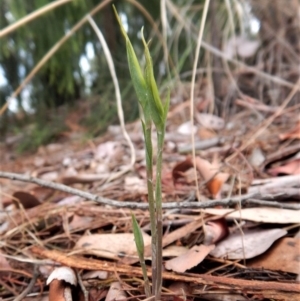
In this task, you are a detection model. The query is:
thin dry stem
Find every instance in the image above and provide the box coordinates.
[76,271,89,301]
[205,258,245,274]
[0,0,72,38]
[87,15,136,181]
[233,219,246,266]
[190,0,211,201]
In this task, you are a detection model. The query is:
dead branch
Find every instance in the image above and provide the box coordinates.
[31,246,300,294]
[0,171,299,210]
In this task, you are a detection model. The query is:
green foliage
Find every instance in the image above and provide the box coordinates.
[131,213,151,298]
[114,6,169,300]
[142,31,169,132]
[113,7,150,119]
[131,213,145,257]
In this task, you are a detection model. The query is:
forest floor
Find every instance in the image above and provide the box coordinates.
[1,93,300,301]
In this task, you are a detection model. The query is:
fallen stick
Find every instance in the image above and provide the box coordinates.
[30,246,300,295]
[0,171,299,210]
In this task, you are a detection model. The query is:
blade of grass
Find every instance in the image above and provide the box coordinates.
[131,213,151,298]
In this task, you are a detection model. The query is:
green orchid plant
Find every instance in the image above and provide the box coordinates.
[114,6,169,301]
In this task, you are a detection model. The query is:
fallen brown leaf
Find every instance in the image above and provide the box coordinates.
[268,158,300,176]
[204,218,229,245]
[172,156,229,198]
[119,219,203,265]
[165,244,215,273]
[12,191,41,208]
[82,270,108,280]
[172,157,194,184]
[75,233,151,260]
[210,228,287,259]
[105,282,127,301]
[195,156,229,198]
[68,214,94,231]
[162,245,189,258]
[248,237,300,274]
[203,207,300,224]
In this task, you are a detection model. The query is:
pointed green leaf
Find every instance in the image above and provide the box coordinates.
[141,30,164,130]
[131,213,144,257]
[112,5,127,40]
[113,6,148,109]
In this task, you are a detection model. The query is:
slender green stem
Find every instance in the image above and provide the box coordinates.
[143,121,157,296]
[154,131,165,301]
[140,256,151,297]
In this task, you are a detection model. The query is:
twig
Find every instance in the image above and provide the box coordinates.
[246,198,299,209]
[1,171,299,210]
[87,15,136,181]
[76,271,89,301]
[31,246,300,294]
[0,279,18,296]
[14,265,39,301]
[190,0,211,201]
